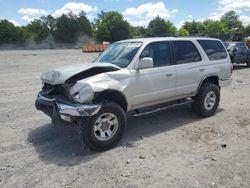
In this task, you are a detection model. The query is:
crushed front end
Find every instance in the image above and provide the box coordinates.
[35,83,101,123]
[35,63,121,123]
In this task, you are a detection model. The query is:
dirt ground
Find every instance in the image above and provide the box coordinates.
[0,49,250,188]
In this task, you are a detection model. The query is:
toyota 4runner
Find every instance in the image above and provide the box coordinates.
[35,37,232,150]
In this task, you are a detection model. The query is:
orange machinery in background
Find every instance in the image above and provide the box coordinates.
[82,43,109,53]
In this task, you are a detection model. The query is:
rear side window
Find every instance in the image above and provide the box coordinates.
[173,41,201,64]
[198,40,227,60]
[236,43,248,51]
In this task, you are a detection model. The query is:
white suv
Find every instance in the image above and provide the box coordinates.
[35,37,232,150]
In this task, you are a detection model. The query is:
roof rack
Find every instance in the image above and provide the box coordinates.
[132,34,213,38]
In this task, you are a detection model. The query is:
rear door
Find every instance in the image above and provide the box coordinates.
[235,43,249,62]
[173,40,204,97]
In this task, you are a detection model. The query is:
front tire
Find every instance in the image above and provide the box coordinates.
[192,83,220,117]
[80,101,126,151]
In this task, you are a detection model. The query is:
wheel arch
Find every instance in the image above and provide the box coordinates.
[94,89,128,112]
[196,75,220,95]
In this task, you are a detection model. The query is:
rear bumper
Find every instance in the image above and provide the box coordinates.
[35,91,101,122]
[219,77,232,87]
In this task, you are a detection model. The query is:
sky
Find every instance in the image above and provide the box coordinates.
[0,0,250,28]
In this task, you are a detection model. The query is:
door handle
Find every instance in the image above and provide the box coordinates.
[166,73,173,77]
[199,68,205,72]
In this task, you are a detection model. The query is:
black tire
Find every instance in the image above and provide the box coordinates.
[247,59,250,68]
[79,101,126,151]
[192,83,220,117]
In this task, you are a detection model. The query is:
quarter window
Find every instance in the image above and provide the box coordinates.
[198,40,227,60]
[173,41,201,64]
[140,42,172,67]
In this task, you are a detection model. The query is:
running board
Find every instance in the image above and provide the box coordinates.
[134,99,192,117]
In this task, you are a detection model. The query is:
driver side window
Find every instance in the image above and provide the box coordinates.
[139,42,172,67]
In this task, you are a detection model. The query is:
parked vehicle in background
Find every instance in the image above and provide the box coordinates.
[224,42,250,67]
[35,37,232,151]
[244,37,250,47]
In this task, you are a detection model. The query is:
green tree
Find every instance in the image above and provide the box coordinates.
[178,28,189,36]
[131,26,147,37]
[182,21,205,36]
[54,12,92,43]
[147,16,176,37]
[41,15,56,33]
[220,10,243,32]
[26,19,49,42]
[77,11,92,36]
[94,11,131,42]
[54,13,77,43]
[204,19,228,39]
[0,19,28,44]
[244,24,250,36]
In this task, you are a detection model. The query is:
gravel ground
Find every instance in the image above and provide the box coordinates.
[0,49,250,188]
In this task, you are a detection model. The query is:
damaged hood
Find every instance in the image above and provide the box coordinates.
[41,63,120,85]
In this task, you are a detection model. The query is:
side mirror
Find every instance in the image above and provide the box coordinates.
[136,57,153,70]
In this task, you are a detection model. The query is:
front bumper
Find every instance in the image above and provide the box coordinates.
[35,92,101,122]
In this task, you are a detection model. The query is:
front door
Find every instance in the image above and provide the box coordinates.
[128,41,176,108]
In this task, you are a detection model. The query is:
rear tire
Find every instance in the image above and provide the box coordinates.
[192,83,220,117]
[79,101,126,151]
[247,58,250,67]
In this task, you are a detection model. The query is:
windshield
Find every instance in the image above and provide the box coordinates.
[224,42,235,51]
[94,42,142,68]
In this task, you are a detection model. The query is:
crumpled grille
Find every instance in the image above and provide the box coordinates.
[42,83,69,96]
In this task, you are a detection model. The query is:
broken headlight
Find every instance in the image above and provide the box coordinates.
[70,83,94,103]
[73,92,80,102]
